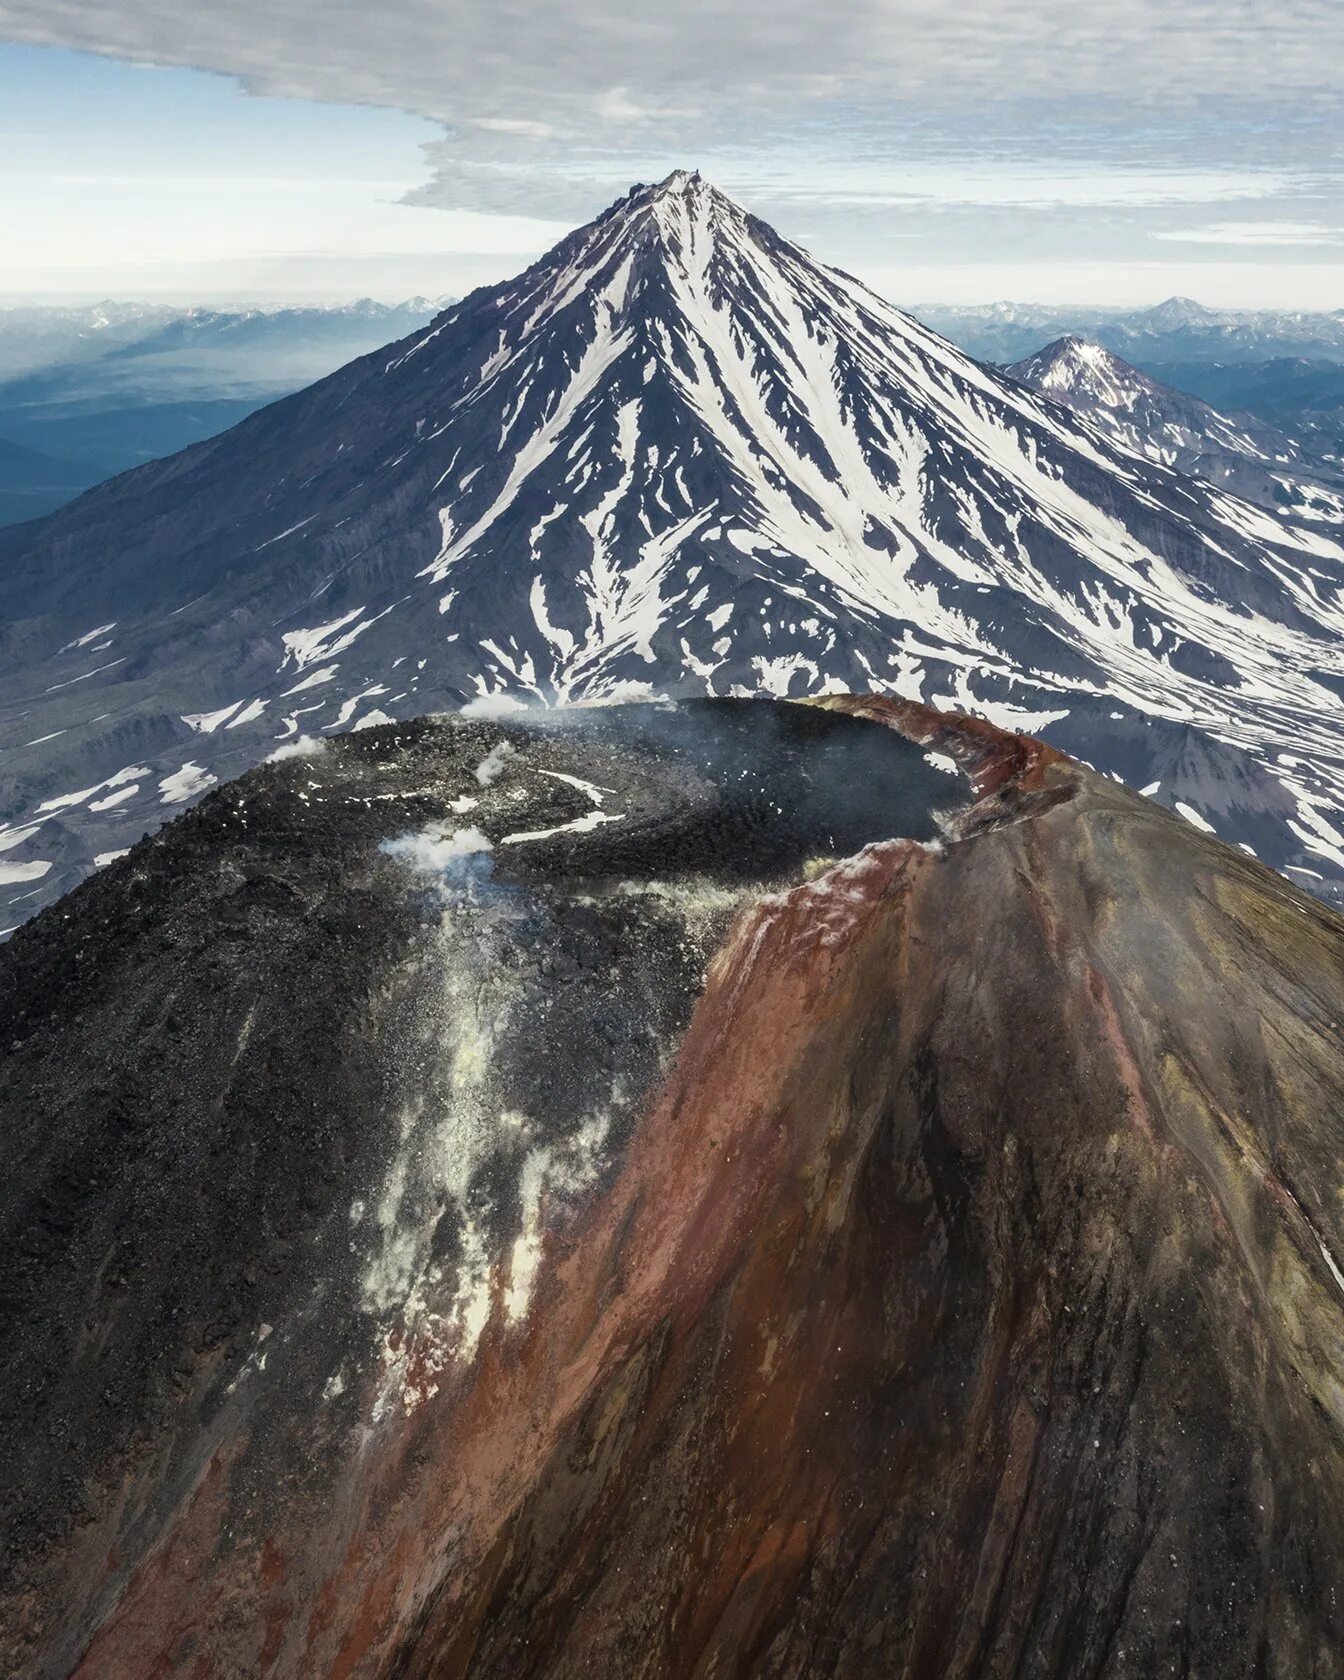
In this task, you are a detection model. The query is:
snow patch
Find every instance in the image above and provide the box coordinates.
[226,698,268,729]
[89,785,138,811]
[0,859,51,885]
[159,762,217,805]
[1175,801,1217,834]
[499,809,623,845]
[182,702,242,734]
[60,622,116,653]
[281,608,367,671]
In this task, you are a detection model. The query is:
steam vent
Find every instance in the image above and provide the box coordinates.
[3,695,1343,1678]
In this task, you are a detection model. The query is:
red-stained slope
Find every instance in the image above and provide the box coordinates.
[6,699,1344,1678]
[810,692,1068,796]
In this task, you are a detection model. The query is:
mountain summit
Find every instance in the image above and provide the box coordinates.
[1006,336,1344,523]
[1,174,1343,920]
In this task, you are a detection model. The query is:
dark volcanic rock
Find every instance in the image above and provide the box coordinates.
[1,696,1342,1678]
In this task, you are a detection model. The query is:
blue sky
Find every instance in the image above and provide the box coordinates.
[1,3,1342,310]
[0,46,572,302]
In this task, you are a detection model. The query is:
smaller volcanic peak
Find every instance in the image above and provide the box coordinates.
[1006,335,1158,409]
[1007,332,1344,523]
[1136,294,1222,330]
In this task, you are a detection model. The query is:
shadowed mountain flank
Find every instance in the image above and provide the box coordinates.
[1,697,1342,1678]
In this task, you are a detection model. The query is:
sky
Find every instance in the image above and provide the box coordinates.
[0,1,1341,310]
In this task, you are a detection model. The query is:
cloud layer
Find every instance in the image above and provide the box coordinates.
[2,1,1341,304]
[3,0,1341,220]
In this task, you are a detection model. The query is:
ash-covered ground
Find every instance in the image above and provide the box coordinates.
[0,697,963,1679]
[10,695,1340,1680]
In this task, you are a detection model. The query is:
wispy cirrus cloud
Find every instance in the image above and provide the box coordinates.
[1153,220,1344,247]
[729,165,1306,212]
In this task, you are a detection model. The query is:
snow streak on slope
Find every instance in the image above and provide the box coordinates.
[1,170,1344,921]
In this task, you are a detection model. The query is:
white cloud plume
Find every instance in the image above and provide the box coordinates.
[459,693,533,719]
[381,824,493,876]
[266,733,328,762]
[474,741,515,786]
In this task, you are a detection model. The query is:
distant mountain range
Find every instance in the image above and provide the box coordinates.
[9,291,1341,530]
[1,171,1342,928]
[917,296,1344,367]
[1154,358,1344,457]
[0,298,448,390]
[0,298,444,516]
[921,299,1344,458]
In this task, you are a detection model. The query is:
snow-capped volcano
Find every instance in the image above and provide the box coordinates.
[1006,335,1344,522]
[1003,334,1254,448]
[2,170,1344,921]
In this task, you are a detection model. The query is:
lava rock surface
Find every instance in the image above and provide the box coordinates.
[1,696,1342,1679]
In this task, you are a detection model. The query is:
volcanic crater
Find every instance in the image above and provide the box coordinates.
[2,696,1342,1680]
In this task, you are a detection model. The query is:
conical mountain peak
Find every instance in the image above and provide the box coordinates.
[469,168,773,349]
[644,167,706,196]
[601,168,751,257]
[1007,334,1144,399]
[629,168,741,212]
[3,178,1343,926]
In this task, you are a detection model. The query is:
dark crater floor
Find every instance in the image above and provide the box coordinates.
[499,698,963,885]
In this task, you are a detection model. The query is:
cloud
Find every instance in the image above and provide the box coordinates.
[2,1,1340,224]
[761,165,1304,212]
[1153,221,1344,247]
[266,733,327,762]
[381,824,494,882]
